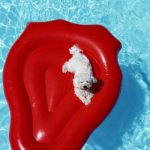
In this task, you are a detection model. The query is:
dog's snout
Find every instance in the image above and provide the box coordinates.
[83,85,87,89]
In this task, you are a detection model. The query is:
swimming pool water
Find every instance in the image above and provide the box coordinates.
[0,0,150,149]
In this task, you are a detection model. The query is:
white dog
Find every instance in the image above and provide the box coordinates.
[62,45,97,105]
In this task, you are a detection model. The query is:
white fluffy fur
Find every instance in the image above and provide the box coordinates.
[62,45,97,105]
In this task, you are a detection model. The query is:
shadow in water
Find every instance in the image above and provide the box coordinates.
[85,65,145,150]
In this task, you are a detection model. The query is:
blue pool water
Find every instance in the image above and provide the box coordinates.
[0,0,150,150]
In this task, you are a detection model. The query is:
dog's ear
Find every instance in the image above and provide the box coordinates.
[91,76,97,83]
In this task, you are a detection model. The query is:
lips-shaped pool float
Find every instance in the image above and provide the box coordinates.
[3,20,122,150]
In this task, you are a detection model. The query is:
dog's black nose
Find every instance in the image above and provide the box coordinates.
[83,85,87,89]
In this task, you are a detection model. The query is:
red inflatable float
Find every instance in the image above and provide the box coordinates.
[3,20,122,150]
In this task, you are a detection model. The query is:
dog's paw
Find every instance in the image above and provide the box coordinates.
[80,94,91,105]
[62,62,68,73]
[76,93,87,105]
[84,100,90,105]
[84,93,93,105]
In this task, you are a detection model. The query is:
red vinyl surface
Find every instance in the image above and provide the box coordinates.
[3,20,122,150]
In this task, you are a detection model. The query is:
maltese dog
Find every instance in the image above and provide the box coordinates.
[62,45,97,105]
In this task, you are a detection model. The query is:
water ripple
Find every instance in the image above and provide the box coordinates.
[0,0,149,150]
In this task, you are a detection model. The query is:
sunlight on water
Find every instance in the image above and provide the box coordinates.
[0,0,150,149]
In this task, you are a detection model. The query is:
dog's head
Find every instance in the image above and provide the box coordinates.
[73,74,97,90]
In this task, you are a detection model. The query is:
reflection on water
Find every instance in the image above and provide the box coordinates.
[0,0,150,149]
